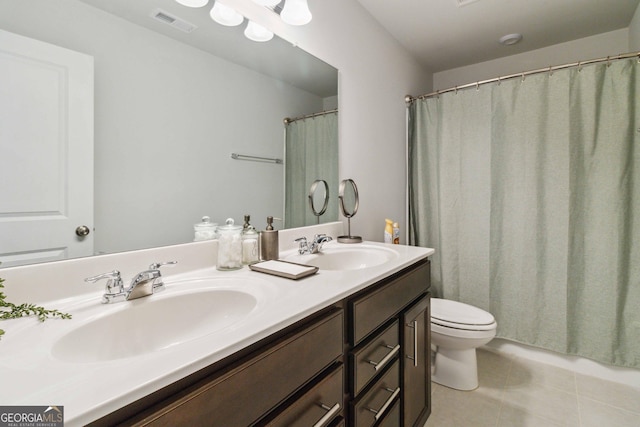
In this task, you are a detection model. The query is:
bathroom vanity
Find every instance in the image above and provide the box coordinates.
[0,224,433,427]
[90,259,430,427]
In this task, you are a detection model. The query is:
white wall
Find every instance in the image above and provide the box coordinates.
[434,28,629,90]
[631,2,640,51]
[0,0,325,254]
[226,0,433,243]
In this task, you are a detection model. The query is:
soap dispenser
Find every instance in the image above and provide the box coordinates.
[259,216,279,261]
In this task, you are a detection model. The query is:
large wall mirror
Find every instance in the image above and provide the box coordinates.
[0,0,338,268]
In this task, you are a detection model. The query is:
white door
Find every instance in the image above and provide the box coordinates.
[0,29,94,268]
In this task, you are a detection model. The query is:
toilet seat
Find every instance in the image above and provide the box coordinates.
[431,298,496,331]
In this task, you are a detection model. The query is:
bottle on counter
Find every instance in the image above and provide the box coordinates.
[259,216,279,261]
[217,218,243,270]
[392,222,400,244]
[384,218,393,244]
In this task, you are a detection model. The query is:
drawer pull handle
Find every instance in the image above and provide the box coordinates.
[406,320,418,367]
[366,387,400,420]
[313,402,341,427]
[368,344,400,371]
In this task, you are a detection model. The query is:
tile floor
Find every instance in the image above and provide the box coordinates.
[425,348,640,427]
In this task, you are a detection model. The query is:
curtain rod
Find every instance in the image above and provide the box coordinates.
[283,108,338,124]
[406,51,640,103]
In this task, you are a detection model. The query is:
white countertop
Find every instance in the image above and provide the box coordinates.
[0,240,433,426]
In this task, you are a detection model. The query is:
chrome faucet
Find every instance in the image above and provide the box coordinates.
[295,234,333,255]
[85,261,177,304]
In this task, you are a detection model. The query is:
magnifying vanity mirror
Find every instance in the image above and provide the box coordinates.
[308,180,329,224]
[0,0,338,268]
[337,179,362,244]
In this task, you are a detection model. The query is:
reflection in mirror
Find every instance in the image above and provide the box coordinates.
[308,179,329,224]
[0,0,338,268]
[337,179,362,244]
[284,110,339,228]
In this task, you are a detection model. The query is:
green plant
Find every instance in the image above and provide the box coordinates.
[0,277,72,338]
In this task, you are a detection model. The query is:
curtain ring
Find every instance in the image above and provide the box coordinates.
[521,72,525,83]
[637,54,639,64]
[577,61,582,72]
[548,65,553,76]
[607,56,611,67]
[476,82,480,91]
[497,76,501,86]
[454,86,458,94]
[436,90,440,100]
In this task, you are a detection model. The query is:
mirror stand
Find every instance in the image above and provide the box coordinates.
[308,180,329,225]
[337,179,362,244]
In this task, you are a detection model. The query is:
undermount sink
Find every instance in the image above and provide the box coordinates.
[51,286,258,363]
[285,243,398,271]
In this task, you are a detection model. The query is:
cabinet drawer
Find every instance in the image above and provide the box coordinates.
[350,320,399,397]
[267,364,343,427]
[350,261,430,345]
[351,360,400,427]
[137,310,343,426]
[376,398,400,427]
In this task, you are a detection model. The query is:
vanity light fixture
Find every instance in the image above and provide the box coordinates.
[173,0,310,42]
[499,33,523,46]
[210,1,244,26]
[245,21,274,42]
[280,0,312,26]
[175,0,209,7]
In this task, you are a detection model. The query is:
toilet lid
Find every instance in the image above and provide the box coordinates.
[431,298,495,328]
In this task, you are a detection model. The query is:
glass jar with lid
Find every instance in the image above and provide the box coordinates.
[193,216,218,241]
[217,218,243,270]
[242,225,259,265]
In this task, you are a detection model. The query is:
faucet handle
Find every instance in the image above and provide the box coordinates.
[148,261,178,270]
[295,237,309,254]
[85,270,124,296]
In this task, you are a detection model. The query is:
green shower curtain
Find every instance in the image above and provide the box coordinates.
[284,112,339,228]
[408,59,640,368]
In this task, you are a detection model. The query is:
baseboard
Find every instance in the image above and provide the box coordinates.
[485,338,640,389]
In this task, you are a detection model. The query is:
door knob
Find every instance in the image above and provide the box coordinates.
[75,225,91,237]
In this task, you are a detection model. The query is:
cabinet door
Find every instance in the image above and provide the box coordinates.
[402,294,430,427]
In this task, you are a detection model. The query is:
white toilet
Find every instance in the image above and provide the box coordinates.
[430,298,497,391]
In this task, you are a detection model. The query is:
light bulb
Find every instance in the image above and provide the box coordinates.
[175,0,209,7]
[210,1,244,26]
[251,0,281,6]
[280,0,312,25]
[244,21,274,42]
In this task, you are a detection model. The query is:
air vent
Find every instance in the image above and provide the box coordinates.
[456,0,481,6]
[150,9,197,33]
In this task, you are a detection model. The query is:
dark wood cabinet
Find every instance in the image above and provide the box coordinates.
[402,295,430,427]
[347,260,431,427]
[92,259,431,427]
[107,309,344,427]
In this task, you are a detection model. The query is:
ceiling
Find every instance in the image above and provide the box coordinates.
[356,0,640,72]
